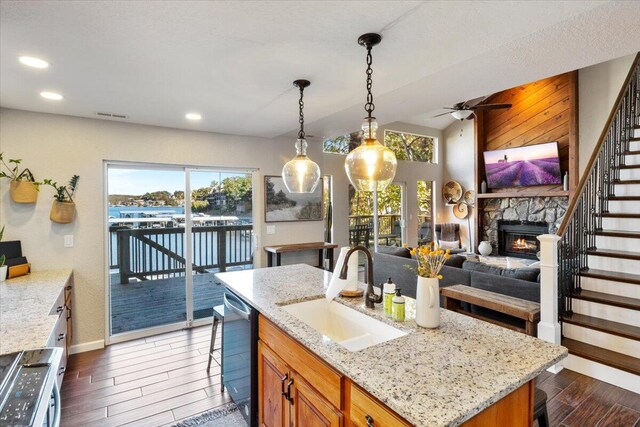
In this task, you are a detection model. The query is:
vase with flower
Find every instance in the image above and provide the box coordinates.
[408,244,450,328]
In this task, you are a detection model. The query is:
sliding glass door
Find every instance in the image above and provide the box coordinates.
[106,164,254,340]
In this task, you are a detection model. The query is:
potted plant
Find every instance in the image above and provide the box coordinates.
[0,153,41,203]
[0,226,7,282]
[45,175,80,224]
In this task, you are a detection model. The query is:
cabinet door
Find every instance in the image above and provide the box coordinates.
[258,341,290,427]
[290,373,342,427]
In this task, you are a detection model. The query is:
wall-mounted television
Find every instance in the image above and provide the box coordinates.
[483,141,562,188]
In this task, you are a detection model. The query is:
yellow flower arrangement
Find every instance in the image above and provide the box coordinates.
[408,242,450,279]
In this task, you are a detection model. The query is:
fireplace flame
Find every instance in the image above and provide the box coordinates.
[513,238,528,250]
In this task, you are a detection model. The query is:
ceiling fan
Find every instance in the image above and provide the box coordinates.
[433,96,512,120]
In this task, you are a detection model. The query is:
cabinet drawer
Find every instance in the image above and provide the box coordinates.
[347,381,411,427]
[49,288,66,317]
[47,307,68,349]
[259,315,343,410]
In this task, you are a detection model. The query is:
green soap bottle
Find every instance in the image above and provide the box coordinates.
[383,277,395,317]
[392,288,405,322]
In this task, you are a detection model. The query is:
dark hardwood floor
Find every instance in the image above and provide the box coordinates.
[61,325,230,426]
[61,326,640,426]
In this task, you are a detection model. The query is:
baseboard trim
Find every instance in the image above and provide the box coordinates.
[69,339,105,355]
[564,353,640,394]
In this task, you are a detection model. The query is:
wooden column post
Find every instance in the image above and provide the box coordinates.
[537,234,563,374]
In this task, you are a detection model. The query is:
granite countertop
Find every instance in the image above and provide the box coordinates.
[216,264,567,427]
[0,270,73,355]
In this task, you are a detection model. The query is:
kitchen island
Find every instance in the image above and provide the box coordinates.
[215,264,567,427]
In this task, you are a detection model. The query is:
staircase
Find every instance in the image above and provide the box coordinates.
[557,54,640,393]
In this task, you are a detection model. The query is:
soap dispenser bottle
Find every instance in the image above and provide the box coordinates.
[383,277,396,317]
[392,288,405,322]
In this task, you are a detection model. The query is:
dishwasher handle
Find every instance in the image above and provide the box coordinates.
[223,291,251,320]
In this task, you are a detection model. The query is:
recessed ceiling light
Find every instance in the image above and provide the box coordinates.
[40,91,63,101]
[19,56,49,69]
[185,113,202,121]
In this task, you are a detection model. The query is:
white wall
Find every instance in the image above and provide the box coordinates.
[441,118,475,251]
[0,108,325,346]
[578,53,636,175]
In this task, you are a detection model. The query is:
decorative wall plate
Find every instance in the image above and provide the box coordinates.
[463,190,476,207]
[453,202,468,219]
[442,181,463,203]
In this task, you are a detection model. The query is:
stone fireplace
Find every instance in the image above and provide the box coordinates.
[481,196,568,255]
[497,221,548,259]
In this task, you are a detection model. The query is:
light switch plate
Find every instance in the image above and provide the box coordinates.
[64,235,74,248]
[266,225,276,235]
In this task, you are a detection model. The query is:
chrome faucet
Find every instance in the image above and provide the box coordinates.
[338,245,383,309]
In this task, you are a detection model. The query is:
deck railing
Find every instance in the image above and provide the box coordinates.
[111,224,253,284]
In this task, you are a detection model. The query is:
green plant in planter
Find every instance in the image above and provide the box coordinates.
[44,175,80,202]
[0,153,40,185]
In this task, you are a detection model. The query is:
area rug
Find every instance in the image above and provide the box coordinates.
[172,402,248,427]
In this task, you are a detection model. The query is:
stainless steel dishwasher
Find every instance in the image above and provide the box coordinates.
[222,287,258,427]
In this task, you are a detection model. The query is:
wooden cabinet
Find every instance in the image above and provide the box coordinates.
[346,380,411,427]
[258,316,343,427]
[259,313,534,427]
[258,342,290,427]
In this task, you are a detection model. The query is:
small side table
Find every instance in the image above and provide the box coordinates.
[264,242,338,271]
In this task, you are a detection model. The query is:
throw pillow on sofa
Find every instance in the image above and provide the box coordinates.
[438,240,460,250]
[444,254,466,268]
[377,245,412,258]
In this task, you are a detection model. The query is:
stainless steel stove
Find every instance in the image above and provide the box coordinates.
[0,348,62,427]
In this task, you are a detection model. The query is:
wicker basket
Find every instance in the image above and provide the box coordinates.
[10,180,38,204]
[50,201,76,224]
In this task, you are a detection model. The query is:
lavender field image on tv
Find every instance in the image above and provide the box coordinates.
[484,142,562,188]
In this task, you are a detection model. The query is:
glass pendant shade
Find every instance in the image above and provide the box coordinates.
[345,119,397,192]
[282,138,321,193]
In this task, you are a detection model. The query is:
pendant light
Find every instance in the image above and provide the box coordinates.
[345,33,397,192]
[282,79,321,193]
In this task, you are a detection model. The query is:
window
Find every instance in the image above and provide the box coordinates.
[323,129,435,164]
[417,180,434,245]
[322,131,362,155]
[384,130,435,163]
[348,183,404,247]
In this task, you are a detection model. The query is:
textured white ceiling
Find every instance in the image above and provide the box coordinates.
[1,1,639,139]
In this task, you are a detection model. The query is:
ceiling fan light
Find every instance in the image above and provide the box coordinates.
[451,110,473,120]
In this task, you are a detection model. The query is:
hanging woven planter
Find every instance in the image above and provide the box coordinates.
[50,200,76,224]
[10,180,38,204]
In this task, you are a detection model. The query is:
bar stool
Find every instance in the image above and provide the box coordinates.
[206,304,225,373]
[533,387,549,427]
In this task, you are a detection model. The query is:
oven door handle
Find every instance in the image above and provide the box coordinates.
[223,292,251,320]
[51,382,61,427]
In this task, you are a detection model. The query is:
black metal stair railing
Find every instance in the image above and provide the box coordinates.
[556,55,639,319]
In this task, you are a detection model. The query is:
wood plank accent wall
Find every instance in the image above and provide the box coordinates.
[473,71,578,248]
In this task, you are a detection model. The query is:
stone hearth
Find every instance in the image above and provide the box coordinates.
[481,197,568,254]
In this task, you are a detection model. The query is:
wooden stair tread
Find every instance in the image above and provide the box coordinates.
[587,248,640,260]
[561,338,640,376]
[625,150,640,155]
[614,179,640,185]
[607,195,640,201]
[593,230,640,238]
[570,289,640,310]
[561,313,640,341]
[580,268,640,285]
[618,164,640,169]
[598,212,640,218]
